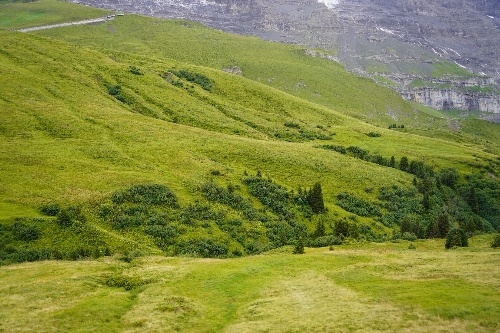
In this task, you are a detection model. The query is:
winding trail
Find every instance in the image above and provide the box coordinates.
[17,15,122,32]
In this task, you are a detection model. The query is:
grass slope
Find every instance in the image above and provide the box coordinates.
[0,0,110,29]
[1,236,499,332]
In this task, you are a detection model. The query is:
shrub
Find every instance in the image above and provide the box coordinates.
[366,132,381,137]
[112,184,179,207]
[170,70,213,91]
[336,192,381,217]
[307,182,325,214]
[284,122,300,129]
[176,238,229,258]
[445,228,468,249]
[40,203,60,216]
[128,66,143,75]
[491,234,500,248]
[293,236,305,254]
[12,221,40,241]
[56,208,73,227]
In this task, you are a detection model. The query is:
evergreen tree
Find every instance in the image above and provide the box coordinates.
[313,217,326,238]
[445,228,468,249]
[334,219,349,239]
[308,182,325,214]
[437,213,450,238]
[422,193,430,211]
[293,236,305,254]
[426,218,439,238]
[400,216,411,234]
[400,156,409,172]
[465,217,475,236]
[389,156,396,168]
[468,186,480,215]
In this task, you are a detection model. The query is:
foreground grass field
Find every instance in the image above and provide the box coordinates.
[1,236,499,332]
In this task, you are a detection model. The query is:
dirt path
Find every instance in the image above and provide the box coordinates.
[17,14,123,32]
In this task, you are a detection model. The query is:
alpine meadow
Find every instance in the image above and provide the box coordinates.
[0,1,500,332]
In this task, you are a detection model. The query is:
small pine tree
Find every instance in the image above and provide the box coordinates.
[400,216,411,234]
[400,156,409,172]
[293,236,305,254]
[313,218,326,238]
[437,213,450,238]
[468,186,480,215]
[307,182,325,214]
[389,156,396,168]
[426,218,439,238]
[465,217,475,236]
[445,228,468,249]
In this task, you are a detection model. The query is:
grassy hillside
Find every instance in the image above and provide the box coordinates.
[0,0,110,29]
[0,2,499,331]
[1,237,500,332]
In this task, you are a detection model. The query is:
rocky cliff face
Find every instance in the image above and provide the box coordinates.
[69,0,500,117]
[401,88,500,114]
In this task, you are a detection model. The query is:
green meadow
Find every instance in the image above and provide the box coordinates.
[0,1,500,331]
[1,237,500,332]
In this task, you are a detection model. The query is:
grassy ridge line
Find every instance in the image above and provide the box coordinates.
[0,0,110,29]
[1,236,499,332]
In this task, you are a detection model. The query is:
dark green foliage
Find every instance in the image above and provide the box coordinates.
[106,84,130,104]
[400,156,409,172]
[426,218,439,238]
[308,182,325,214]
[319,145,347,154]
[346,146,368,158]
[128,66,143,75]
[12,221,39,241]
[56,208,73,227]
[39,203,60,216]
[437,213,450,238]
[201,182,250,211]
[378,186,422,228]
[284,122,300,129]
[388,124,405,129]
[389,156,396,168]
[467,186,480,214]
[312,217,326,238]
[170,69,213,91]
[491,234,500,248]
[336,192,381,217]
[293,236,305,254]
[366,132,381,137]
[112,184,179,207]
[243,176,293,218]
[334,219,349,238]
[445,228,468,249]
[438,168,459,189]
[175,238,229,258]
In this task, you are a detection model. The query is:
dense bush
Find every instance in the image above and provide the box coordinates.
[170,69,213,91]
[12,221,39,241]
[175,238,229,258]
[491,234,500,248]
[39,203,60,216]
[445,228,468,249]
[243,176,293,218]
[336,192,381,217]
[112,184,179,207]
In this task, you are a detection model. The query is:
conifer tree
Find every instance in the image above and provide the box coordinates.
[389,156,396,168]
[293,236,305,254]
[313,217,326,238]
[308,182,325,214]
[437,213,450,238]
[400,156,409,172]
[426,218,439,238]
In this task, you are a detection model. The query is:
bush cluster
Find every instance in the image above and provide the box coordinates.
[170,69,213,91]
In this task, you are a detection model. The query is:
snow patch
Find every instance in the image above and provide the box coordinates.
[487,15,494,19]
[454,61,467,69]
[317,0,340,8]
